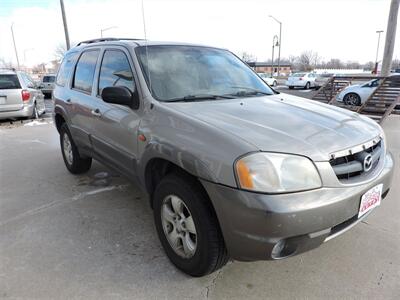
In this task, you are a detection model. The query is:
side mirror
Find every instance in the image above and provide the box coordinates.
[101,86,139,109]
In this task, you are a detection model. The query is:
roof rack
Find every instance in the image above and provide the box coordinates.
[0,67,16,72]
[76,38,144,46]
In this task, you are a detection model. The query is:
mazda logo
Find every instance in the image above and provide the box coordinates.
[363,154,373,172]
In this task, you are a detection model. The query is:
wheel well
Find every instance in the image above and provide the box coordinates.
[145,158,204,207]
[55,113,66,133]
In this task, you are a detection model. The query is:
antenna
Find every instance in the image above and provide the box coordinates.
[141,0,151,92]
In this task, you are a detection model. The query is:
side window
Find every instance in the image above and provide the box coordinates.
[56,52,78,86]
[98,50,135,96]
[21,73,34,87]
[72,50,99,93]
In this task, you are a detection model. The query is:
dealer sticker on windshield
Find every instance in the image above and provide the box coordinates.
[358,184,383,218]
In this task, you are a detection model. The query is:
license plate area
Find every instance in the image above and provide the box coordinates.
[358,184,383,218]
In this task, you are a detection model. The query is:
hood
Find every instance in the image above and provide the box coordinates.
[167,93,382,161]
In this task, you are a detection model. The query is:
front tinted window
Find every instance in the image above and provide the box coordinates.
[0,74,21,89]
[56,52,78,86]
[136,45,272,101]
[72,50,99,93]
[98,50,135,95]
[292,73,306,77]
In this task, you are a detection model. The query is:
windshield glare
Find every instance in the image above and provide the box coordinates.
[136,45,273,101]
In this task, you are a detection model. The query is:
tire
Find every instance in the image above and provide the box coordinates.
[273,80,277,87]
[304,82,310,89]
[289,86,294,89]
[153,173,228,277]
[31,103,39,119]
[60,123,92,174]
[343,93,361,106]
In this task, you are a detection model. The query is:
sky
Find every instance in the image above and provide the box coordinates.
[0,0,398,67]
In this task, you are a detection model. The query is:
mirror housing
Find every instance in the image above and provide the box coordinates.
[101,86,139,109]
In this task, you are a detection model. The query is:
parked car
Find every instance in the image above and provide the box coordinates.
[286,72,317,89]
[257,73,277,86]
[53,38,394,277]
[0,69,45,120]
[40,74,56,98]
[315,73,334,88]
[336,79,381,106]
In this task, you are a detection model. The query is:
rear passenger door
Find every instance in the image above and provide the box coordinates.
[90,47,141,177]
[68,49,100,152]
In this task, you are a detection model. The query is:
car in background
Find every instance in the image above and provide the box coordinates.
[315,73,334,88]
[336,79,381,106]
[286,72,317,89]
[40,74,56,98]
[257,73,277,86]
[0,69,45,120]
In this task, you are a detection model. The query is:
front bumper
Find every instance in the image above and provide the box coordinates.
[201,152,394,261]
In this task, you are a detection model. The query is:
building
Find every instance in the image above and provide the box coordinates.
[246,62,292,76]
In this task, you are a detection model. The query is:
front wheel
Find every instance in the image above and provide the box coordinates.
[273,80,277,87]
[153,173,228,277]
[343,93,361,106]
[304,82,310,89]
[60,123,92,174]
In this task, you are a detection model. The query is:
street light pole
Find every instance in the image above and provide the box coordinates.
[374,30,384,74]
[271,35,279,77]
[10,23,20,70]
[381,0,399,76]
[269,15,282,77]
[60,0,70,50]
[101,26,118,38]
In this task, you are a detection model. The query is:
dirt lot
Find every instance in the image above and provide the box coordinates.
[0,102,399,299]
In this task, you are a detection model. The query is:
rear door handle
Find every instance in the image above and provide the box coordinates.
[65,99,72,105]
[91,108,102,117]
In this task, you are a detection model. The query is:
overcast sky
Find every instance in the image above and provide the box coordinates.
[0,0,398,67]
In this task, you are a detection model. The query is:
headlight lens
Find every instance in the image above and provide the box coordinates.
[235,152,322,193]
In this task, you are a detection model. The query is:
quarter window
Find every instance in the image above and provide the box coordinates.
[98,50,135,95]
[56,52,78,86]
[72,50,99,93]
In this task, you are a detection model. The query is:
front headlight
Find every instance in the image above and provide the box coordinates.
[235,152,322,193]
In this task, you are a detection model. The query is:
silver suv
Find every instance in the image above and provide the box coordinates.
[0,69,45,120]
[53,38,394,277]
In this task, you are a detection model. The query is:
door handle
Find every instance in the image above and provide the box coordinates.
[65,99,72,105]
[91,108,102,117]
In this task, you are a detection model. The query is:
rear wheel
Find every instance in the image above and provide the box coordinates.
[273,80,277,87]
[289,86,294,89]
[60,123,92,174]
[31,103,39,119]
[153,173,228,277]
[344,93,361,106]
[304,82,310,89]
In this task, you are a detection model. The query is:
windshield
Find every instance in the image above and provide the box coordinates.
[136,45,273,101]
[291,73,306,77]
[43,76,55,83]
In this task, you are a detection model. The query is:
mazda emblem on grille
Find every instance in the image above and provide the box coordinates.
[363,154,373,172]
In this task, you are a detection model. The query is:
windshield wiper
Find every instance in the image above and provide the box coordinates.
[166,94,235,102]
[228,86,273,96]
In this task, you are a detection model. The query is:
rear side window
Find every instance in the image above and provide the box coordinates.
[0,74,21,89]
[98,50,135,95]
[56,52,78,86]
[43,76,55,83]
[72,50,99,93]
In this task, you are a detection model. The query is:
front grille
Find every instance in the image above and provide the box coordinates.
[329,138,383,182]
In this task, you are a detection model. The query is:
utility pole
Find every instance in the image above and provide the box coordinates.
[381,0,399,76]
[269,15,282,77]
[374,30,384,74]
[60,0,70,50]
[10,23,20,70]
[271,35,279,77]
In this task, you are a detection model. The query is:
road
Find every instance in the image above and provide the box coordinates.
[0,102,399,299]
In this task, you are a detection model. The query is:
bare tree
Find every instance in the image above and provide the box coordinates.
[297,51,320,71]
[240,51,257,62]
[0,58,15,69]
[54,43,67,62]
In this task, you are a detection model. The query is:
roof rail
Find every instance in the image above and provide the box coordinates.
[76,38,144,46]
[0,67,16,72]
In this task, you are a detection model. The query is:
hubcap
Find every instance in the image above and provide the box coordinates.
[161,195,197,258]
[62,133,73,165]
[346,94,358,105]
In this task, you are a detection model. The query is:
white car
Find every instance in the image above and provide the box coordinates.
[286,72,317,89]
[336,79,381,106]
[257,73,277,86]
